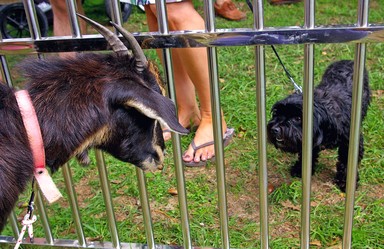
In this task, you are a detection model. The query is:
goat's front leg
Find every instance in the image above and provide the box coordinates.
[76,150,91,166]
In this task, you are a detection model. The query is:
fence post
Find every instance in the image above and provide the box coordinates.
[343,1,369,248]
[95,150,121,249]
[154,1,193,248]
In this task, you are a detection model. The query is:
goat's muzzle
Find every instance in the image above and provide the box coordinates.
[139,145,165,172]
[139,157,163,172]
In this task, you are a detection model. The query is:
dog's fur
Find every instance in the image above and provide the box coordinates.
[0,40,188,231]
[267,60,371,191]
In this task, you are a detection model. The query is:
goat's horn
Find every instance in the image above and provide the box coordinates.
[110,22,148,72]
[76,14,131,57]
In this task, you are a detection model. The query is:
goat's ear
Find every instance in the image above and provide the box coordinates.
[110,85,189,135]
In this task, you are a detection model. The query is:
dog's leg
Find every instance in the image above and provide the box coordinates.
[335,142,348,191]
[337,136,364,191]
[335,136,363,192]
[290,148,320,178]
[311,147,320,175]
[357,136,364,186]
[290,153,302,177]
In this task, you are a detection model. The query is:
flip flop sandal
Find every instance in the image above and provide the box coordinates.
[183,127,235,167]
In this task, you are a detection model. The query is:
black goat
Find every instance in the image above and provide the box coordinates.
[0,15,188,231]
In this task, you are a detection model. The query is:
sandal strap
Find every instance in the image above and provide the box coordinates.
[191,127,235,152]
[190,139,215,152]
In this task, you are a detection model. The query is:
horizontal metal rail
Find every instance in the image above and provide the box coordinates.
[0,25,384,55]
[0,236,190,249]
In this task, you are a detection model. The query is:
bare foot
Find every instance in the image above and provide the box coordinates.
[182,117,227,164]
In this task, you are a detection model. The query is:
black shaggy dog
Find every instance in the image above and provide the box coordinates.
[267,60,371,192]
[0,16,188,232]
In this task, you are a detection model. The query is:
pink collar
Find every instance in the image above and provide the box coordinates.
[15,90,62,203]
[15,90,45,170]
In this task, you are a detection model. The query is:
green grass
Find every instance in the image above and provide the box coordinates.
[2,0,384,248]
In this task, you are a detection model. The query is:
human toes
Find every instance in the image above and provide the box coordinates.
[163,129,172,141]
[182,145,195,163]
[195,145,215,162]
[194,148,206,162]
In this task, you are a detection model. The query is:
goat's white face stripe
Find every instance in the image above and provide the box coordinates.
[140,121,164,171]
[125,99,171,131]
[153,120,164,162]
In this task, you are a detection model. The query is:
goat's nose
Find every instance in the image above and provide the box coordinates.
[271,126,281,135]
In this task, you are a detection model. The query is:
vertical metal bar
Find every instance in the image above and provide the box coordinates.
[65,0,82,38]
[108,0,123,26]
[22,0,41,40]
[163,50,193,249]
[155,1,192,248]
[155,0,169,33]
[95,150,121,249]
[170,132,193,249]
[0,31,13,86]
[209,32,230,249]
[301,44,314,249]
[343,1,369,248]
[203,1,230,249]
[343,45,367,249]
[356,0,370,27]
[256,40,270,249]
[22,0,44,62]
[0,56,13,87]
[301,0,315,248]
[164,53,193,248]
[9,212,20,238]
[135,168,155,249]
[252,1,269,248]
[62,164,87,247]
[35,190,54,244]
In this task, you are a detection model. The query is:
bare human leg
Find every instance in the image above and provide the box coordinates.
[145,6,201,141]
[145,1,228,164]
[51,0,86,58]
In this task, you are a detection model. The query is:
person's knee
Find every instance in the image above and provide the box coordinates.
[166,3,198,30]
[166,12,186,29]
[51,0,83,16]
[50,0,68,14]
[146,1,201,31]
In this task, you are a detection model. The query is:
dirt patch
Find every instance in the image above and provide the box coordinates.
[75,175,96,208]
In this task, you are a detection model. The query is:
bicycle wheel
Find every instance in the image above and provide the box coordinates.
[0,3,48,39]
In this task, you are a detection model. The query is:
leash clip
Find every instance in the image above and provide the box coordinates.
[21,214,37,242]
[14,186,37,249]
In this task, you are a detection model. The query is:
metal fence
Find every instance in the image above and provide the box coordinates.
[0,0,383,248]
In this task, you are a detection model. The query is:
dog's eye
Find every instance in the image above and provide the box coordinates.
[292,116,301,123]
